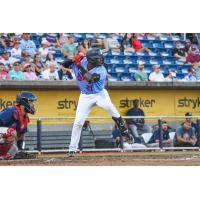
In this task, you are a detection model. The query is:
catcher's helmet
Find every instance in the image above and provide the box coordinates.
[16,91,37,114]
[86,49,103,65]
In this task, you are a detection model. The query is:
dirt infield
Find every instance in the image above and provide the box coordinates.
[1,151,200,166]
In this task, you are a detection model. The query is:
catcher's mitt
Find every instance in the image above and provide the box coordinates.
[13,151,37,159]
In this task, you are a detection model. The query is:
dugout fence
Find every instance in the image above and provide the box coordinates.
[26,115,200,154]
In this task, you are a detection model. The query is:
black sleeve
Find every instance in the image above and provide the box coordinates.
[172,48,178,56]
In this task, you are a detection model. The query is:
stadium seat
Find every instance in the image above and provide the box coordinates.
[115,66,127,73]
[121,74,133,81]
[148,51,158,56]
[108,73,120,81]
[159,35,172,41]
[164,42,174,49]
[147,36,159,41]
[175,60,185,65]
[141,133,153,144]
[128,66,137,73]
[181,65,190,74]
[149,57,162,65]
[152,42,164,49]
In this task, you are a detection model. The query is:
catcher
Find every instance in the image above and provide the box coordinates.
[0,91,37,159]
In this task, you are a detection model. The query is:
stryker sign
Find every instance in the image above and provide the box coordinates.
[178,97,200,109]
[119,97,156,108]
[0,99,16,110]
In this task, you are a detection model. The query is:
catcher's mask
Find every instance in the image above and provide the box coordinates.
[16,91,37,115]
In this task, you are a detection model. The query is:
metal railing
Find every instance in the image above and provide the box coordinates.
[33,115,200,154]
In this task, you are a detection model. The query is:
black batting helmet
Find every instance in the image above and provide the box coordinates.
[16,91,37,114]
[86,49,103,65]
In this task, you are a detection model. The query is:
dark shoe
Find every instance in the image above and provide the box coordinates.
[13,151,36,159]
[68,151,75,157]
[121,130,134,144]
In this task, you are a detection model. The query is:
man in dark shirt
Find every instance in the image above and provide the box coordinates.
[126,99,152,142]
[58,62,73,80]
[172,41,186,62]
[174,121,197,147]
[148,121,172,147]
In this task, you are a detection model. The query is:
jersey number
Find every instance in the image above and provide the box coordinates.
[86,85,93,91]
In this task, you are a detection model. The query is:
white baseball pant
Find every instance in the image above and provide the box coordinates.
[69,89,120,152]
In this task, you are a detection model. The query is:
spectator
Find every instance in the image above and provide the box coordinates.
[11,40,22,58]
[172,41,186,62]
[23,63,38,80]
[149,65,165,81]
[183,112,197,134]
[8,61,25,80]
[183,67,197,81]
[90,33,104,49]
[104,33,121,52]
[58,63,73,80]
[0,33,15,48]
[147,121,173,147]
[21,53,32,69]
[174,121,197,147]
[32,53,45,76]
[0,62,9,80]
[195,63,200,80]
[183,39,191,55]
[186,44,200,64]
[44,33,59,48]
[131,33,151,52]
[42,64,59,80]
[121,33,135,52]
[126,99,152,143]
[45,52,59,69]
[78,38,91,55]
[0,50,13,71]
[20,33,37,57]
[62,34,77,59]
[134,61,148,81]
[38,40,50,58]
[165,69,177,82]
[186,33,199,45]
[56,33,68,47]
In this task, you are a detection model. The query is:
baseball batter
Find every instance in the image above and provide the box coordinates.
[63,49,133,157]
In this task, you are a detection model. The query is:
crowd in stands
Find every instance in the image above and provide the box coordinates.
[0,33,200,81]
[112,99,198,148]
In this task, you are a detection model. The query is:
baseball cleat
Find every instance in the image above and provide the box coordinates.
[121,130,134,144]
[68,151,76,157]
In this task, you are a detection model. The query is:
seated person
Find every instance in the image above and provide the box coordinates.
[0,62,9,80]
[58,62,73,80]
[121,33,135,52]
[90,33,105,49]
[147,121,173,147]
[149,65,165,82]
[131,34,150,52]
[41,64,59,80]
[165,69,177,82]
[126,99,152,142]
[182,112,197,133]
[172,41,186,62]
[183,67,197,81]
[174,121,197,147]
[8,61,25,80]
[134,61,148,81]
[104,33,121,52]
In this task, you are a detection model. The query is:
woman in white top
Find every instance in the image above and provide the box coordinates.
[45,52,59,69]
[38,40,50,58]
[10,40,22,57]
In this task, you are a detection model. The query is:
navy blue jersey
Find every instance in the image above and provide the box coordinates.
[0,106,28,135]
[148,129,170,144]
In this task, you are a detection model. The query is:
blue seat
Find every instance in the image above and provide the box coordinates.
[108,74,120,81]
[159,35,172,41]
[147,36,159,41]
[164,42,175,49]
[115,66,127,73]
[142,42,153,48]
[175,60,185,65]
[162,58,175,65]
[144,65,152,73]
[149,57,162,65]
[107,65,115,73]
[137,57,149,64]
[152,42,164,49]
[120,73,133,81]
[176,73,185,80]
[135,51,148,56]
[181,65,190,74]
[128,66,137,73]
